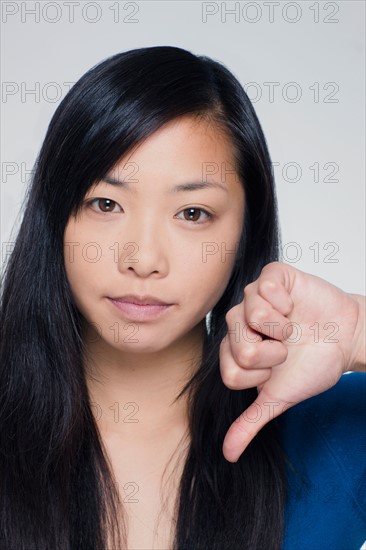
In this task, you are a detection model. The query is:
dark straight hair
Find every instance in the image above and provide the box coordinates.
[0,46,288,549]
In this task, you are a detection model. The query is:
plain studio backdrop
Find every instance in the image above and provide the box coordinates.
[0,3,365,549]
[1,1,365,296]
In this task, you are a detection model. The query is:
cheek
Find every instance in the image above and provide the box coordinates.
[64,219,125,271]
[63,223,106,307]
[179,236,238,310]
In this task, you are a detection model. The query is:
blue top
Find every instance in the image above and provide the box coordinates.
[278,372,366,549]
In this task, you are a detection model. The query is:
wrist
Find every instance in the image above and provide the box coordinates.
[347,293,366,373]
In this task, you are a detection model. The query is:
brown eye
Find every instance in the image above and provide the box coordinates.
[184,208,200,222]
[87,198,122,214]
[177,207,212,224]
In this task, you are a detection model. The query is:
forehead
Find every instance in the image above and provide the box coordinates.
[109,114,238,183]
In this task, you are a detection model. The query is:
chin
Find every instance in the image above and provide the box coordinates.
[111,342,170,355]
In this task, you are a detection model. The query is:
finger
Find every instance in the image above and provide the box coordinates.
[222,318,289,371]
[222,391,295,462]
[226,298,293,346]
[219,335,272,389]
[255,262,294,315]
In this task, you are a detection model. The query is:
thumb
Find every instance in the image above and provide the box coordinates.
[222,393,294,462]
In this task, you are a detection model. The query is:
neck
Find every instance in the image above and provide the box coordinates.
[82,319,206,441]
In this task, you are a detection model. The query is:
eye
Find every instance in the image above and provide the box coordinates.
[176,207,213,224]
[85,198,123,214]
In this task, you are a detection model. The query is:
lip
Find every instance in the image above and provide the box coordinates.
[108,294,172,306]
[107,297,174,322]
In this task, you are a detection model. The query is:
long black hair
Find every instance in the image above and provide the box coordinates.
[0,45,287,549]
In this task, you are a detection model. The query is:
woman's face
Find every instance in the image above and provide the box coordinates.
[63,114,245,353]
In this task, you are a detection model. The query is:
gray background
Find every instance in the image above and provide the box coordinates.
[1,0,365,295]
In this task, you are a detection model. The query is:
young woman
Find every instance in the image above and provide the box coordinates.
[0,45,365,550]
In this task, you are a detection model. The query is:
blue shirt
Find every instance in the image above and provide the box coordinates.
[278,372,366,549]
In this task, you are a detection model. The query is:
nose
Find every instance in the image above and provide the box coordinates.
[116,210,169,278]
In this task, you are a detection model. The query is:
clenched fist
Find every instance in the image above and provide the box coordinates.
[220,261,365,462]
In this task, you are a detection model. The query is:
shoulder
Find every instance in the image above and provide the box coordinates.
[276,372,366,550]
[279,371,366,453]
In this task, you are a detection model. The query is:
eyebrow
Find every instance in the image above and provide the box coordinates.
[101,175,229,194]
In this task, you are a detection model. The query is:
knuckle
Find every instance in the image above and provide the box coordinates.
[225,304,239,324]
[221,369,239,390]
[236,345,258,367]
[225,309,232,324]
[243,282,254,296]
[262,261,278,273]
[233,417,254,438]
[261,263,272,273]
[252,308,268,324]
[259,278,276,292]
